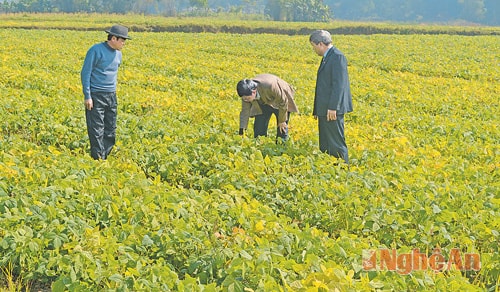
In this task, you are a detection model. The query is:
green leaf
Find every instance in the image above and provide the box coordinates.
[239,250,253,260]
[109,274,123,283]
[142,234,154,247]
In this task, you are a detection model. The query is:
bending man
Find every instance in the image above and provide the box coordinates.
[237,74,298,142]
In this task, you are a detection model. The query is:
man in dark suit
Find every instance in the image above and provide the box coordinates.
[237,74,299,142]
[309,30,353,163]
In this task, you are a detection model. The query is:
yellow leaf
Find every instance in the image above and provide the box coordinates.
[254,220,265,232]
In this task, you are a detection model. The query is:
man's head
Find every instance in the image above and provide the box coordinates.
[309,30,332,57]
[309,30,331,45]
[237,79,259,102]
[105,25,131,50]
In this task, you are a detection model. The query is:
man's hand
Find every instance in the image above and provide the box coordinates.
[278,122,288,134]
[327,109,337,121]
[85,98,93,111]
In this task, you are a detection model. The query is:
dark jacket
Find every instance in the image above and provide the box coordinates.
[313,46,353,116]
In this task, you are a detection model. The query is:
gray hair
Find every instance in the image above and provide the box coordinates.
[309,30,332,45]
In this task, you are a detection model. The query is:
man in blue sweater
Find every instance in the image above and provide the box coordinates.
[81,25,131,160]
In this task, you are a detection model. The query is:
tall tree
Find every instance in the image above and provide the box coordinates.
[265,0,330,21]
[190,0,208,10]
[459,0,486,22]
[483,0,499,24]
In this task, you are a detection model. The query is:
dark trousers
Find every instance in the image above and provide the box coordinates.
[253,103,290,140]
[85,92,117,160]
[318,114,349,163]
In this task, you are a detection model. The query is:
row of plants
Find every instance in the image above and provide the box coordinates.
[0,22,499,291]
[0,13,499,35]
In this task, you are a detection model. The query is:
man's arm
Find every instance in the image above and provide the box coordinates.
[239,100,252,135]
[81,48,95,101]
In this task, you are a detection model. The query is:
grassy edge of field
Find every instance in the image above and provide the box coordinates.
[0,12,499,35]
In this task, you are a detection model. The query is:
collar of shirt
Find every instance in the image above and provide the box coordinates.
[255,90,261,101]
[323,46,333,59]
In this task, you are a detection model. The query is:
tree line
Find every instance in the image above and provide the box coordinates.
[1,0,498,25]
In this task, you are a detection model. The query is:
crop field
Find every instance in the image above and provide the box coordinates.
[0,15,499,291]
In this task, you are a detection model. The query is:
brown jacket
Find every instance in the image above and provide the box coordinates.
[239,74,299,129]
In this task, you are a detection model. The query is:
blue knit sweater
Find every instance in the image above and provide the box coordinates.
[81,42,122,100]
